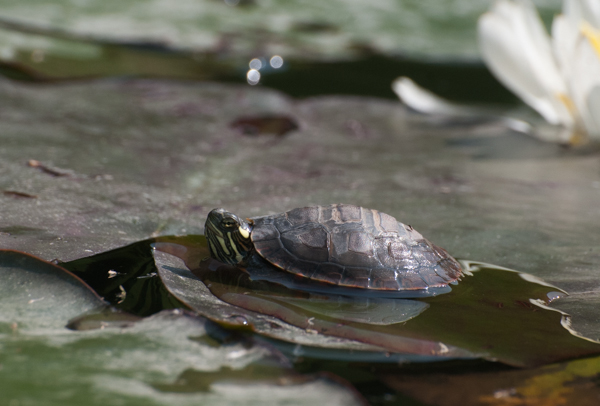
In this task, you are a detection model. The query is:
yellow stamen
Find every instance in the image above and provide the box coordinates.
[556,92,577,117]
[555,93,589,145]
[568,130,588,146]
[580,22,600,60]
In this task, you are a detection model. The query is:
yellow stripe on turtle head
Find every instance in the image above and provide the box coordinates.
[216,235,230,255]
[228,232,244,262]
[239,226,250,239]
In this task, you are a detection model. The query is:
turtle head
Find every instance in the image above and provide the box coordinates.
[205,208,253,265]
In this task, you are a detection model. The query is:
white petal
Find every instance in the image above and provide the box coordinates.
[564,0,600,29]
[391,77,465,116]
[569,25,600,138]
[392,76,533,135]
[478,0,573,127]
[552,15,578,78]
[585,85,600,140]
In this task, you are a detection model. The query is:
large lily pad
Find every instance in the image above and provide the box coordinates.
[1,77,600,340]
[153,236,600,367]
[0,1,561,62]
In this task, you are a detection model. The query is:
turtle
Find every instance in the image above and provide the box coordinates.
[204,204,462,292]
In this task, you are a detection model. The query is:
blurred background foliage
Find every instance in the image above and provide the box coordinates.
[0,0,561,101]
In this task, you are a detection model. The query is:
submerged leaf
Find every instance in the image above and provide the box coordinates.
[382,354,600,406]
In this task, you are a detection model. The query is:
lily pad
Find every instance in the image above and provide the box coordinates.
[0,77,599,342]
[381,353,600,406]
[153,248,391,353]
[153,236,600,367]
[0,255,363,406]
[0,249,105,333]
[1,307,366,406]
[0,1,561,62]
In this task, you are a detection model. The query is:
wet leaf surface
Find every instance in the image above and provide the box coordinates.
[153,248,385,353]
[0,256,364,406]
[0,249,105,332]
[153,364,359,396]
[0,77,599,340]
[152,236,600,368]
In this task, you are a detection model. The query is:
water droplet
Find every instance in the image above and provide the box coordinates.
[228,315,249,325]
[546,291,565,302]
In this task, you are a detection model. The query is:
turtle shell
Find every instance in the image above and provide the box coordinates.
[250,204,462,291]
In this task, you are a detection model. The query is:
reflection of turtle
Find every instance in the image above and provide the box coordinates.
[204,204,462,291]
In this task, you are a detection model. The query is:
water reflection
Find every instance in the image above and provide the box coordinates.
[270,55,284,68]
[246,55,284,85]
[249,58,263,70]
[246,68,260,85]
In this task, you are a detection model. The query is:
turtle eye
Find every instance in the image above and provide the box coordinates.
[221,219,237,228]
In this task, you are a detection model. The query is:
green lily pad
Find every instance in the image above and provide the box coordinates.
[153,248,392,353]
[153,236,600,367]
[0,252,362,405]
[1,306,367,406]
[0,1,561,62]
[0,77,599,343]
[0,249,105,332]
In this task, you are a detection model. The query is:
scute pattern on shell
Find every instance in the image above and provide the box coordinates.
[250,204,462,291]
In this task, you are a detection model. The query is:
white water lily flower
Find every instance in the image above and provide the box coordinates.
[478,0,600,143]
